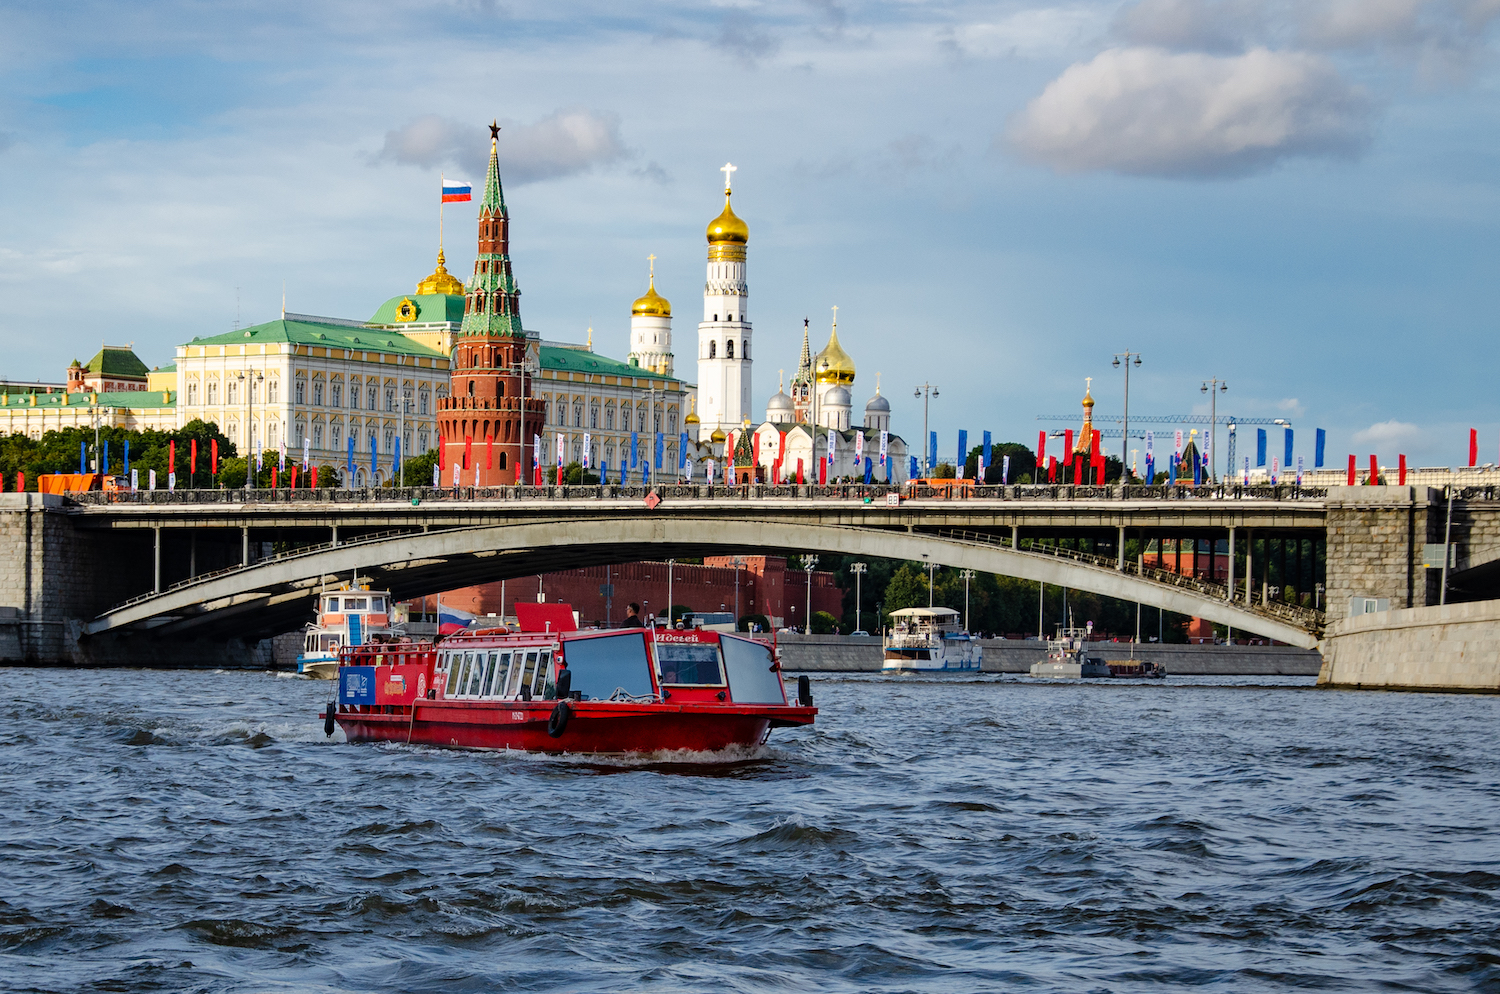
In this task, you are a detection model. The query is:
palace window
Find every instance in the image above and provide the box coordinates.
[313,424,323,448]
[348,379,359,409]
[605,407,615,430]
[418,429,429,453]
[368,385,378,410]
[385,388,395,412]
[228,380,238,405]
[590,404,598,429]
[638,409,646,432]
[669,412,677,433]
[186,382,198,405]
[708,341,716,359]
[295,379,305,405]
[574,404,582,428]
[207,380,217,405]
[295,422,305,446]
[654,411,661,433]
[419,389,429,415]
[331,424,342,450]
[312,381,323,406]
[331,383,342,408]
[384,428,395,453]
[267,380,279,404]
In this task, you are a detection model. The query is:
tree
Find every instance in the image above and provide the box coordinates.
[563,461,598,485]
[738,613,771,632]
[932,462,955,479]
[810,610,837,634]
[964,442,1037,483]
[402,448,439,487]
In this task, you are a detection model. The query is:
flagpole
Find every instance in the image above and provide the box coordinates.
[439,172,444,254]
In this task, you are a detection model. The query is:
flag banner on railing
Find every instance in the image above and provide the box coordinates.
[168,471,176,492]
[346,435,354,475]
[302,437,310,469]
[1244,456,1250,485]
[1347,454,1356,485]
[1284,428,1293,469]
[393,438,401,479]
[453,462,461,487]
[581,432,591,469]
[707,458,716,483]
[103,440,110,478]
[149,469,157,491]
[1194,452,1203,487]
[462,434,471,471]
[255,440,262,472]
[78,440,86,474]
[655,432,664,471]
[485,433,493,470]
[909,455,918,480]
[1145,453,1154,482]
[928,431,937,472]
[864,457,873,484]
[880,430,888,465]
[827,431,837,469]
[1369,454,1379,485]
[601,460,609,484]
[1315,428,1326,468]
[1064,430,1074,459]
[124,440,131,478]
[854,430,864,464]
[1398,454,1406,485]
[1047,456,1057,483]
[1469,428,1478,467]
[272,467,279,489]
[983,431,992,480]
[630,432,638,468]
[1037,430,1046,466]
[753,430,762,471]
[619,458,626,485]
[369,435,376,482]
[1256,428,1267,467]
[130,469,138,492]
[1298,455,1305,485]
[1271,456,1279,485]
[956,430,967,478]
[556,433,564,469]
[819,452,827,485]
[679,433,690,468]
[432,464,440,488]
[1002,454,1010,483]
[279,440,286,472]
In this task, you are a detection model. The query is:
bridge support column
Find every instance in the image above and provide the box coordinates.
[153,527,161,594]
[1117,526,1125,570]
[1011,525,1018,549]
[332,525,339,548]
[242,527,250,566]
[1244,530,1253,604]
[1227,528,1236,600]
[189,534,197,579]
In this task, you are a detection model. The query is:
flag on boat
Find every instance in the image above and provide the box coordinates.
[437,604,475,636]
[441,178,472,203]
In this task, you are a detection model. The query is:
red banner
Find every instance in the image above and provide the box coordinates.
[1398,454,1407,486]
[311,466,319,488]
[1036,430,1046,466]
[190,438,197,477]
[1470,428,1478,468]
[797,459,804,484]
[1047,456,1057,483]
[485,433,493,470]
[211,438,219,475]
[463,435,472,470]
[1347,454,1356,485]
[169,440,175,473]
[271,467,278,488]
[1369,454,1379,485]
[1063,430,1073,459]
[438,434,446,472]
[291,465,299,489]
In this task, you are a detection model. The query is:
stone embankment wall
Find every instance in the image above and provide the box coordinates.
[777,634,1320,676]
[1319,600,1500,692]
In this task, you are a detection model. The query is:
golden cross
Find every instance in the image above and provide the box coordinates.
[647,254,656,278]
[831,304,838,329]
[721,162,737,192]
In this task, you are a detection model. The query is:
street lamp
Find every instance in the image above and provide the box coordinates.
[1201,378,1227,481]
[1113,351,1142,481]
[914,382,939,477]
[666,558,675,626]
[849,562,867,633]
[731,556,745,622]
[803,555,819,633]
[924,562,939,608]
[959,568,975,632]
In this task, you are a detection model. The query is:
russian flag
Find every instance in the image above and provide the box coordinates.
[438,604,476,636]
[442,179,472,203]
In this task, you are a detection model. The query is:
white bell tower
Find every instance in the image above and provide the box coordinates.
[697,163,752,433]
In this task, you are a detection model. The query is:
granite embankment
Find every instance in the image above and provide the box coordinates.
[776,634,1321,675]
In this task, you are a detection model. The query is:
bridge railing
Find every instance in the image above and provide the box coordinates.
[935,528,1326,633]
[64,481,1330,506]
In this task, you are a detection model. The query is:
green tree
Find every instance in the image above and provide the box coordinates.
[964,442,1038,484]
[402,448,439,488]
[810,610,837,634]
[562,461,599,485]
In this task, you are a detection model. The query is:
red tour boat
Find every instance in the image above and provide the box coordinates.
[322,603,816,755]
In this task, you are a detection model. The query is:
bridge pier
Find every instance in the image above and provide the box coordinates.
[153,527,161,594]
[242,526,250,566]
[1227,527,1236,600]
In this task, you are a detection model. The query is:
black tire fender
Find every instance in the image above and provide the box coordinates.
[547,701,571,738]
[323,702,337,737]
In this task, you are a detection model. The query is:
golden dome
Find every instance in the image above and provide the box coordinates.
[1082,387,1095,408]
[710,427,727,442]
[417,250,465,296]
[706,194,749,245]
[814,322,856,386]
[632,275,672,318]
[684,398,700,424]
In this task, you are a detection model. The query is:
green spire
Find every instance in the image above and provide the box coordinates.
[460,121,524,340]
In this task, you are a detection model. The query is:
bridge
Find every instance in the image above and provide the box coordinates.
[3,481,1495,664]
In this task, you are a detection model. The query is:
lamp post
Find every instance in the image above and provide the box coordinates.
[731,556,744,622]
[666,558,675,626]
[914,382,939,476]
[1200,377,1227,481]
[849,562,867,633]
[1113,351,1142,481]
[803,555,819,633]
[925,561,939,608]
[959,568,975,632]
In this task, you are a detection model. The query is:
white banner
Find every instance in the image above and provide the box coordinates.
[1145,430,1154,455]
[827,431,837,467]
[1002,455,1010,483]
[432,464,440,487]
[149,469,157,491]
[707,458,716,483]
[1296,455,1304,484]
[854,431,864,463]
[130,469,138,492]
[168,472,176,492]
[1174,430,1183,455]
[453,462,461,486]
[879,430,889,465]
[279,440,286,471]
[556,432,564,467]
[582,432,591,468]
[533,434,541,466]
[302,437,310,468]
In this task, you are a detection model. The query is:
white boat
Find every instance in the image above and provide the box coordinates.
[882,607,983,673]
[1029,627,1112,679]
[296,584,410,678]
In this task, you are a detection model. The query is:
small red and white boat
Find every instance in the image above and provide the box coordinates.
[323,603,816,756]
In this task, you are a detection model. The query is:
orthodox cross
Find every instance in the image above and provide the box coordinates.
[721,162,737,192]
[647,254,656,278]
[831,304,838,329]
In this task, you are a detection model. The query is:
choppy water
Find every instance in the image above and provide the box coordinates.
[1,668,1498,993]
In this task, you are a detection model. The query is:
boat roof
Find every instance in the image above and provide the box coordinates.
[889,607,960,618]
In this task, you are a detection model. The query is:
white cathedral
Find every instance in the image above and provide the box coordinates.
[619,164,909,484]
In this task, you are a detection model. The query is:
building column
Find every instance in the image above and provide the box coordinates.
[153,526,162,593]
[1227,527,1236,600]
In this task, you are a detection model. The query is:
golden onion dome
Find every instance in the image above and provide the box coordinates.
[684,398,700,424]
[631,275,672,318]
[706,193,749,245]
[710,427,727,443]
[416,249,465,296]
[814,324,856,386]
[1082,387,1095,409]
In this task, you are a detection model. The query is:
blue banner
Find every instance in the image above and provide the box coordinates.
[339,666,377,706]
[1193,451,1203,486]
[1256,428,1267,467]
[957,430,968,476]
[600,461,608,484]
[928,431,937,472]
[1145,454,1154,482]
[864,457,873,484]
[910,455,919,480]
[123,439,130,478]
[679,433,689,468]
[346,434,355,475]
[1315,428,1326,468]
[102,440,109,478]
[620,458,627,484]
[1283,428,1293,469]
[982,431,992,480]
[79,440,86,474]
[369,434,377,482]
[394,437,401,477]
[630,432,638,468]
[655,432,664,471]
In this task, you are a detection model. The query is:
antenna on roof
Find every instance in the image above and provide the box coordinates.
[281,282,286,318]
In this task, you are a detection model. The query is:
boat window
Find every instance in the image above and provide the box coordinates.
[656,642,724,685]
[324,597,339,612]
[510,651,539,696]
[531,651,551,696]
[561,632,653,700]
[344,597,368,612]
[721,635,786,704]
[454,652,473,696]
[320,634,341,651]
[466,653,485,696]
[481,652,503,697]
[371,597,386,612]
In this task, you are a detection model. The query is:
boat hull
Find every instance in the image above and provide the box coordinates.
[1029,660,1113,679]
[881,644,982,673]
[297,654,340,680]
[336,699,816,755]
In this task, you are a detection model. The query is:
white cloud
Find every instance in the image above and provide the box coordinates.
[377,108,626,186]
[1353,419,1427,449]
[1006,45,1372,178]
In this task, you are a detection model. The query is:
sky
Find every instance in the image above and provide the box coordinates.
[2,0,1498,469]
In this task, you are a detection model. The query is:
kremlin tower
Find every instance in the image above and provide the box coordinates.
[696,164,752,434]
[436,122,545,486]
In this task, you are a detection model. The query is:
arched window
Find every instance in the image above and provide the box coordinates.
[590,404,599,429]
[468,380,475,397]
[574,404,583,428]
[726,339,734,359]
[312,381,323,406]
[418,388,429,415]
[207,381,217,405]
[742,340,749,359]
[709,341,716,359]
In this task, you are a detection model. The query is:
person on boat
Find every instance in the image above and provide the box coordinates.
[621,603,644,628]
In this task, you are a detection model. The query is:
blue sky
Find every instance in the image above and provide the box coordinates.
[2,0,1497,467]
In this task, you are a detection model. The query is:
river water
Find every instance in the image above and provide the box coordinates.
[1,668,1497,993]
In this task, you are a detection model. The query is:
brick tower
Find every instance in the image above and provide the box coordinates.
[437,122,545,486]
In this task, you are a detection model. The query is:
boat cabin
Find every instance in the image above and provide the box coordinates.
[304,587,395,656]
[887,607,965,641]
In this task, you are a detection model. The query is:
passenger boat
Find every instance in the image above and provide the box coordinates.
[296,584,410,679]
[1029,627,1112,679]
[323,603,816,756]
[881,607,983,673]
[1107,658,1167,679]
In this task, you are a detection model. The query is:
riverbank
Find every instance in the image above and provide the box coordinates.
[775,634,1321,676]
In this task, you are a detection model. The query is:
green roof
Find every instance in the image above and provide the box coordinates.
[0,389,174,409]
[85,347,150,379]
[539,345,681,383]
[367,293,465,326]
[153,362,176,373]
[188,318,447,359]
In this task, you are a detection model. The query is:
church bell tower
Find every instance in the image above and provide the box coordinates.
[697,164,752,434]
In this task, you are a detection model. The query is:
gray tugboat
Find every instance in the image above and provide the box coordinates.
[1030,626,1112,679]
